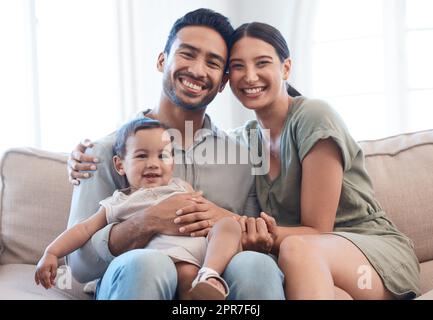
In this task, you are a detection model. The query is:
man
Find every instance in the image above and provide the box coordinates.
[67,8,284,299]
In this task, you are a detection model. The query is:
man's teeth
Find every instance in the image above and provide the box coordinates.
[244,87,264,94]
[182,79,202,91]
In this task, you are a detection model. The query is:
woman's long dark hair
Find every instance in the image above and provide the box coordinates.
[229,22,301,97]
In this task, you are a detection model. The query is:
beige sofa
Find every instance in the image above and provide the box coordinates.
[1,130,433,300]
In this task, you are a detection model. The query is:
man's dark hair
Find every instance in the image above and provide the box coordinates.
[163,8,234,56]
[113,118,169,159]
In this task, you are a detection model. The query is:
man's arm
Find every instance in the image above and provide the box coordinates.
[66,134,125,283]
[66,137,204,282]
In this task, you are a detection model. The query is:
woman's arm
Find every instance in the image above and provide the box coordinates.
[46,207,108,258]
[270,138,344,254]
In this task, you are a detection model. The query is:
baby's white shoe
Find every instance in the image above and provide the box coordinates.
[189,267,229,300]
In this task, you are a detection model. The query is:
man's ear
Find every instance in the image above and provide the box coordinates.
[113,156,126,176]
[283,58,292,80]
[157,52,166,73]
[219,73,229,92]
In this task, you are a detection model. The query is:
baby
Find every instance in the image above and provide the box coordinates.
[34,117,244,299]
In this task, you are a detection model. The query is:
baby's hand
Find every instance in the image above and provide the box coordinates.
[34,252,58,289]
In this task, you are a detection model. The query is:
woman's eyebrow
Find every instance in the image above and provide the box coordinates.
[255,55,273,60]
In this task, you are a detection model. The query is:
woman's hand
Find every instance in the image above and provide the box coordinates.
[34,252,59,289]
[67,139,99,185]
[173,196,235,237]
[237,212,278,254]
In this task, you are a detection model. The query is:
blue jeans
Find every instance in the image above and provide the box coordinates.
[96,249,285,300]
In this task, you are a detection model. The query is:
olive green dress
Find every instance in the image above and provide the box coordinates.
[238,96,420,299]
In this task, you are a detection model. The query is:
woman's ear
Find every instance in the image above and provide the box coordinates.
[157,52,166,73]
[219,73,229,92]
[283,58,292,80]
[113,156,126,176]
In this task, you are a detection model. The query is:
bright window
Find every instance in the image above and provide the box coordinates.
[0,0,120,153]
[309,0,433,140]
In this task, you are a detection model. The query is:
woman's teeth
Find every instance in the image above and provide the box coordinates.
[243,87,264,94]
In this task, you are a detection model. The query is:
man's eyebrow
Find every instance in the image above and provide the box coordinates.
[177,43,199,52]
[178,43,225,65]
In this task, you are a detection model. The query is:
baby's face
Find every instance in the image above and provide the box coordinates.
[121,128,174,189]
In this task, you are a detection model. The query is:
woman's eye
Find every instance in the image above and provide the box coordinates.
[230,63,243,70]
[257,60,270,67]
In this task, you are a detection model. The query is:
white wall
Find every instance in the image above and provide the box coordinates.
[128,0,297,130]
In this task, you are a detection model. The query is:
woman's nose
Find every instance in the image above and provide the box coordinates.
[244,67,259,84]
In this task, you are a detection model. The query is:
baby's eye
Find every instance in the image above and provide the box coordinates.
[159,153,171,159]
[137,154,148,159]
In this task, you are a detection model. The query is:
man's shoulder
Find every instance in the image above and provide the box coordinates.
[86,131,117,158]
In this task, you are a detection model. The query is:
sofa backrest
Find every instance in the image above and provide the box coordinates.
[359,129,433,263]
[0,148,72,265]
[1,130,433,265]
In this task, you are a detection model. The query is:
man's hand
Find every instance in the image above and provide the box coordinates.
[172,195,235,237]
[67,139,99,185]
[148,191,205,235]
[108,191,204,256]
[237,212,278,254]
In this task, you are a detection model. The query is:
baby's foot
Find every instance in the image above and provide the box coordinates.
[189,267,229,300]
[206,277,227,296]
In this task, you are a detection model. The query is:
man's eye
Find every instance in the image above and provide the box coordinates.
[208,61,221,69]
[180,52,194,58]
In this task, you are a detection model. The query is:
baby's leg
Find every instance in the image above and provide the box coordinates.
[205,216,242,274]
[175,262,199,300]
[189,217,242,298]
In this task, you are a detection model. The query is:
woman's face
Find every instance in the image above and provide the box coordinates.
[229,36,291,111]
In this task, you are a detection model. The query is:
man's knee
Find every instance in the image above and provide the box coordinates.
[113,249,175,276]
[223,251,285,300]
[97,249,177,299]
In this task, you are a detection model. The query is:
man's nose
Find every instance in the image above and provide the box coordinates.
[187,58,206,78]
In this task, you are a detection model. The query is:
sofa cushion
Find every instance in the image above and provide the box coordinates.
[420,260,433,295]
[359,129,433,263]
[0,148,73,265]
[0,264,91,300]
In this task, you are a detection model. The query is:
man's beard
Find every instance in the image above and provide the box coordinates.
[162,74,216,111]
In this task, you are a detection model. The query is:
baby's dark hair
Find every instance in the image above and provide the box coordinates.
[113,118,170,159]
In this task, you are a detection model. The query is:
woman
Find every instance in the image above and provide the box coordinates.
[228,22,420,299]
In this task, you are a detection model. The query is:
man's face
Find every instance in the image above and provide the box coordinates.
[158,26,228,111]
